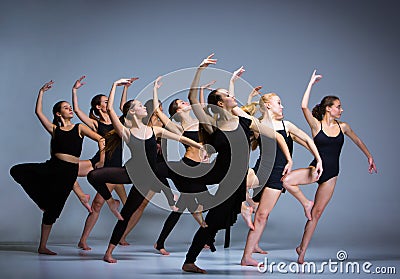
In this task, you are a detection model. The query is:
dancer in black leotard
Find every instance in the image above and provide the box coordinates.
[152,76,215,255]
[282,70,377,264]
[71,76,137,250]
[85,78,205,263]
[240,91,322,267]
[9,80,106,255]
[182,54,293,274]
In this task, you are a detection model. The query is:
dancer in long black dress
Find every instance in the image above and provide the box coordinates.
[181,54,293,273]
[9,80,107,255]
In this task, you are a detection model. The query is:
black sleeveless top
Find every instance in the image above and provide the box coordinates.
[90,121,122,167]
[310,120,344,183]
[51,124,83,157]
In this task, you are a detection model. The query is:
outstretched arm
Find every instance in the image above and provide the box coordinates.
[120,77,138,112]
[35,80,56,134]
[107,78,134,142]
[249,119,293,175]
[72,76,97,130]
[302,70,322,133]
[153,76,182,135]
[287,121,323,179]
[188,54,217,134]
[342,122,377,173]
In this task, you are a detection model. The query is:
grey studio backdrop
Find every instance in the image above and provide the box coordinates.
[0,0,398,253]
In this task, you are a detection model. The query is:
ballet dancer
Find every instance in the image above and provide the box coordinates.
[182,54,293,273]
[240,90,323,266]
[9,80,108,255]
[86,78,206,263]
[282,70,377,264]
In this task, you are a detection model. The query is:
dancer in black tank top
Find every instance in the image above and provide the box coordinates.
[182,54,293,273]
[282,70,377,264]
[72,76,138,250]
[9,80,105,256]
[240,92,323,267]
[151,76,215,255]
[85,78,205,263]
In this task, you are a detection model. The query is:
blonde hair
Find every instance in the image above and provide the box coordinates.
[259,92,278,113]
[240,102,258,116]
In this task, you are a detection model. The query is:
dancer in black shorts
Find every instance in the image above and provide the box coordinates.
[282,70,377,264]
[9,80,106,255]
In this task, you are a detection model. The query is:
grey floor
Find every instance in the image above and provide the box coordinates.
[1,208,399,279]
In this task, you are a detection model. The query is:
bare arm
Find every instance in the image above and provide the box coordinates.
[249,119,293,175]
[35,80,56,134]
[188,54,217,134]
[153,76,182,135]
[107,79,134,142]
[199,80,216,108]
[302,70,323,134]
[342,122,377,173]
[72,76,97,130]
[247,86,262,105]
[228,66,245,99]
[286,121,323,178]
[79,124,106,168]
[120,77,138,112]
[153,126,203,150]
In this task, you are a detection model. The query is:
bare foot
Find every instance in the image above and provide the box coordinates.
[253,244,268,254]
[182,263,207,274]
[119,239,130,246]
[78,241,92,251]
[240,257,261,267]
[296,246,305,264]
[79,194,92,213]
[304,200,314,221]
[192,211,208,228]
[154,243,170,255]
[103,254,117,263]
[241,204,254,230]
[38,247,57,255]
[203,244,210,249]
[108,199,123,220]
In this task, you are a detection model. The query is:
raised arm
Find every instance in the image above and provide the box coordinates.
[247,86,262,105]
[107,78,134,142]
[153,76,182,135]
[72,76,97,130]
[228,66,245,98]
[35,80,56,134]
[302,70,322,133]
[286,121,323,179]
[188,54,217,134]
[341,122,377,173]
[250,119,293,175]
[199,80,216,108]
[120,77,138,112]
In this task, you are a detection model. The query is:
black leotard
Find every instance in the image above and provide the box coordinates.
[89,121,122,168]
[310,120,344,184]
[51,124,83,157]
[253,121,293,201]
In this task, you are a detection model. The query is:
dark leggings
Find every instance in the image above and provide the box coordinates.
[87,167,175,246]
[10,158,78,225]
